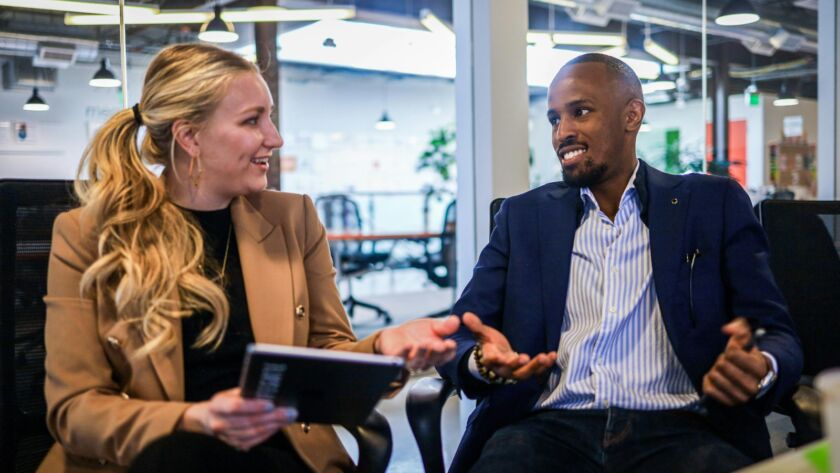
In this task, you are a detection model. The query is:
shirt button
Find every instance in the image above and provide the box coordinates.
[611,267,618,274]
[295,305,306,319]
[602,400,610,408]
[608,306,617,313]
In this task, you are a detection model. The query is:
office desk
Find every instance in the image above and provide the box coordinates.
[326,232,443,242]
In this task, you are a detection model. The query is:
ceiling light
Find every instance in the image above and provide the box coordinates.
[599,43,627,58]
[642,25,679,67]
[420,9,454,39]
[640,120,652,132]
[23,87,49,111]
[773,82,799,107]
[222,6,354,23]
[67,5,354,26]
[199,5,238,43]
[715,0,760,26]
[551,32,626,47]
[374,111,395,131]
[66,11,210,25]
[1,0,156,16]
[642,81,676,94]
[89,58,121,88]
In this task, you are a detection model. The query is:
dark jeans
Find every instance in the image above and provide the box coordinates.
[128,431,311,473]
[470,408,753,473]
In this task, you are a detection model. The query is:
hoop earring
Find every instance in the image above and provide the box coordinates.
[187,152,202,188]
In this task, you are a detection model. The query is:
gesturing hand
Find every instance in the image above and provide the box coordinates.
[179,388,298,451]
[462,312,556,381]
[702,317,771,406]
[376,315,460,371]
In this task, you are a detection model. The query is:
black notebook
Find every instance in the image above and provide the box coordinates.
[239,343,405,426]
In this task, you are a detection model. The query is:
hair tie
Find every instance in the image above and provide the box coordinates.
[132,103,144,126]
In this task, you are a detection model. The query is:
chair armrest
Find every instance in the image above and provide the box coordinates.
[776,376,822,448]
[406,377,456,473]
[345,409,392,473]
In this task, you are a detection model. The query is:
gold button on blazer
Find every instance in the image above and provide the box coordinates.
[38,191,386,473]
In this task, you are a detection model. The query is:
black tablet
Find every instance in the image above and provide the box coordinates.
[239,343,405,426]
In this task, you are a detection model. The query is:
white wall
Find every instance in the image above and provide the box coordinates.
[0,56,145,179]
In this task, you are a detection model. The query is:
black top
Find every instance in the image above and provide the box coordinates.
[180,206,255,402]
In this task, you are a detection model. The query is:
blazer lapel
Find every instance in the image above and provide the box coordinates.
[645,164,690,340]
[141,321,184,400]
[232,196,295,346]
[540,185,580,352]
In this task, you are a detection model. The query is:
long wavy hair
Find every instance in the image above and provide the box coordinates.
[75,43,258,356]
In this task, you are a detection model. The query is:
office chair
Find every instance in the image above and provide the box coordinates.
[406,197,504,473]
[755,199,840,447]
[0,179,77,473]
[412,199,456,290]
[315,194,392,324]
[0,182,395,473]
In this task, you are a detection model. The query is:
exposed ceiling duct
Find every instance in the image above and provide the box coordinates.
[531,0,817,55]
[2,56,58,90]
[0,32,98,68]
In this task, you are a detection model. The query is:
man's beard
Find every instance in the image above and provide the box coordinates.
[561,157,608,188]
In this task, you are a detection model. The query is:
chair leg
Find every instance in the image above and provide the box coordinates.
[344,295,392,325]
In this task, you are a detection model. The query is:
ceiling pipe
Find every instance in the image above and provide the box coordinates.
[729,57,814,78]
[531,0,817,55]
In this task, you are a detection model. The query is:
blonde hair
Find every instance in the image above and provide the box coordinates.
[76,43,259,355]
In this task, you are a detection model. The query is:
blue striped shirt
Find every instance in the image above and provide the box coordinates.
[536,164,700,410]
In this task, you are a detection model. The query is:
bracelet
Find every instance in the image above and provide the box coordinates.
[473,344,517,385]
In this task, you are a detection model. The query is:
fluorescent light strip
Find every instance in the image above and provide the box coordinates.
[773,98,799,107]
[527,31,555,48]
[643,38,679,65]
[223,6,355,23]
[66,5,355,25]
[642,81,677,94]
[2,0,156,15]
[552,32,626,47]
[419,10,454,38]
[66,11,210,25]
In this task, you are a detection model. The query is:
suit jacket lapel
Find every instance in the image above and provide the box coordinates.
[232,195,295,346]
[645,162,690,342]
[540,185,580,352]
[140,319,184,401]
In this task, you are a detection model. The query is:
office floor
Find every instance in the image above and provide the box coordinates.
[336,269,796,472]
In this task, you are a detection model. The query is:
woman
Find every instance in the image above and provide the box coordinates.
[38,43,459,473]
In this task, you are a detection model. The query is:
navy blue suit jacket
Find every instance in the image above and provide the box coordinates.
[438,160,803,473]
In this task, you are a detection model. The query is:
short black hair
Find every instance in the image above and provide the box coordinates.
[562,53,642,99]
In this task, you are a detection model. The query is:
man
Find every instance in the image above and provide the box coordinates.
[438,54,803,473]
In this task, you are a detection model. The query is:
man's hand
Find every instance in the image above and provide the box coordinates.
[702,317,771,406]
[462,312,556,381]
[179,388,298,451]
[376,315,460,371]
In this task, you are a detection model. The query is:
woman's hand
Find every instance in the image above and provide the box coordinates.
[376,315,460,370]
[178,388,297,451]
[463,312,556,381]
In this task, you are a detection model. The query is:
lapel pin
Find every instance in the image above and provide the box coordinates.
[671,198,679,205]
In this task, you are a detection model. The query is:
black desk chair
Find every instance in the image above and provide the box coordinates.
[755,199,840,446]
[412,200,456,290]
[406,198,504,473]
[0,182,394,473]
[315,194,392,324]
[0,179,77,473]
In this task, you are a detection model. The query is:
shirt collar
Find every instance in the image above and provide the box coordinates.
[579,160,641,212]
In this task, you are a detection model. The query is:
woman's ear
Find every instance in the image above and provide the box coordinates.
[171,119,200,157]
[625,98,646,132]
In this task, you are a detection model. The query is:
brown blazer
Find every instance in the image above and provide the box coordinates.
[38,191,382,473]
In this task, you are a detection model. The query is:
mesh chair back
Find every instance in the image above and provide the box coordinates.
[315,194,365,257]
[0,179,77,473]
[756,200,840,376]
